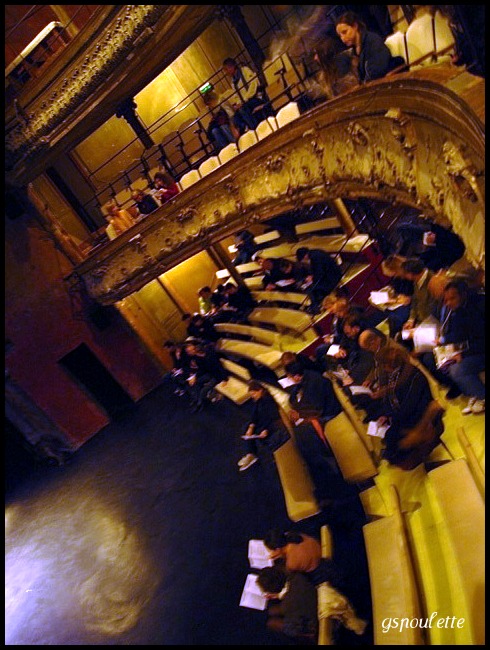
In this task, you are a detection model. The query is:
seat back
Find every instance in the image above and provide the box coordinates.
[198,155,220,177]
[276,101,300,128]
[238,129,258,152]
[218,142,239,164]
[255,117,278,140]
[385,31,408,62]
[406,12,455,67]
[179,169,201,190]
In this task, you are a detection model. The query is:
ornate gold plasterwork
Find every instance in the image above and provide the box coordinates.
[72,73,484,305]
[6,5,168,166]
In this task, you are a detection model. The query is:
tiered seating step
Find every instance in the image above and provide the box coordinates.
[215,359,251,405]
[273,437,321,522]
[248,306,314,337]
[216,338,283,374]
[426,459,485,645]
[324,412,378,484]
[363,485,424,644]
[251,290,311,309]
[214,322,282,349]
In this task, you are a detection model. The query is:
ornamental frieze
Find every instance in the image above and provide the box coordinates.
[73,75,484,304]
[6,6,169,165]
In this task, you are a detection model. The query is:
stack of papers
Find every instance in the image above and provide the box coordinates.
[275,278,297,287]
[349,385,373,396]
[278,376,296,389]
[326,344,341,356]
[248,539,274,569]
[370,290,392,305]
[239,574,267,610]
[367,418,390,439]
[413,323,439,354]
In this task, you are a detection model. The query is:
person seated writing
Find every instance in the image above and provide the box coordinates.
[284,361,341,447]
[427,280,485,414]
[237,382,290,472]
[368,344,445,470]
[183,340,228,412]
[256,564,318,645]
[223,282,256,322]
[262,531,367,638]
[296,247,343,314]
[326,313,375,386]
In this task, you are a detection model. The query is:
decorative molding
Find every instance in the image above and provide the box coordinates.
[71,74,484,304]
[6,6,168,167]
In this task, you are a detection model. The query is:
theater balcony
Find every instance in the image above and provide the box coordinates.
[70,67,485,306]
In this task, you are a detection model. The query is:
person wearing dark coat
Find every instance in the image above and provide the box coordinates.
[424,281,485,414]
[296,247,342,313]
[335,11,402,82]
[162,340,191,397]
[237,382,290,472]
[131,190,159,216]
[183,341,229,412]
[285,362,341,447]
[223,283,256,321]
[188,313,220,343]
[368,345,441,469]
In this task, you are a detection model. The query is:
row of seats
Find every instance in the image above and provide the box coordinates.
[362,460,484,645]
[178,102,301,190]
[385,10,456,69]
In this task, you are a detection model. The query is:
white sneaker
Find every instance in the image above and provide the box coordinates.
[471,399,485,414]
[462,397,477,415]
[238,453,253,467]
[239,454,258,471]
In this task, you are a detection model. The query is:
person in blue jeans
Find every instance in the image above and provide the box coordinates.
[434,280,485,414]
[202,90,237,152]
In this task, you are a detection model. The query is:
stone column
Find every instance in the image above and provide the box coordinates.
[327,198,359,236]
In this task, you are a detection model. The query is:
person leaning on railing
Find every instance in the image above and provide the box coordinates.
[131,189,159,219]
[153,171,180,205]
[104,200,135,240]
[335,11,405,82]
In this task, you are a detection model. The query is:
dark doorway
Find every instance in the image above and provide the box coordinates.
[59,343,133,417]
[5,417,38,496]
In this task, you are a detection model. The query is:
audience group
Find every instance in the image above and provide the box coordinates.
[120,10,484,643]
[158,203,485,649]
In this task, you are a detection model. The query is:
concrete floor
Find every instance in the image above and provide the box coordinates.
[5,381,372,645]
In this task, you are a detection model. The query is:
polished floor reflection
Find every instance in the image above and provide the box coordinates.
[5,382,371,645]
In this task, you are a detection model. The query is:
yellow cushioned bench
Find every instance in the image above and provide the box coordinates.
[216,338,284,373]
[214,359,252,405]
[323,412,378,483]
[363,485,424,644]
[214,322,282,349]
[273,436,321,522]
[248,306,314,336]
[251,290,311,308]
[427,459,485,645]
